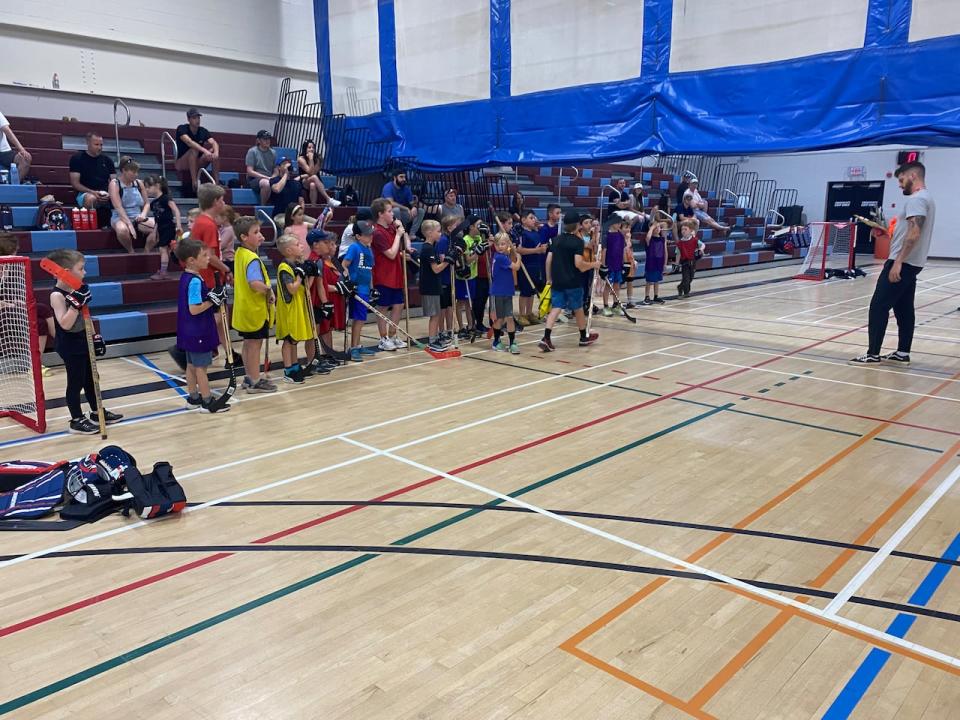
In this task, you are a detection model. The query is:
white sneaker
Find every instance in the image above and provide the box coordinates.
[327,198,342,207]
[378,337,397,352]
[391,337,407,349]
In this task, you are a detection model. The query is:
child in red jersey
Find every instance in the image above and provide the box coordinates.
[307,229,344,371]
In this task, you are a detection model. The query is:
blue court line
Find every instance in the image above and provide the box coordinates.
[822,531,960,718]
[136,353,188,398]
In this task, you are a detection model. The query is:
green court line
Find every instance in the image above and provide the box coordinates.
[0,405,728,714]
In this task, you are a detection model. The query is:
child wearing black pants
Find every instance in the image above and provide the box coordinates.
[45,249,123,434]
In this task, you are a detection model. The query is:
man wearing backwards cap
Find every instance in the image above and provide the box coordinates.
[245,129,277,205]
[175,108,221,195]
[538,210,602,352]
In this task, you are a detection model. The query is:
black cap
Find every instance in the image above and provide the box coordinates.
[465,213,481,226]
[186,108,201,118]
[256,129,273,140]
[354,220,375,237]
[563,209,593,225]
[356,207,373,221]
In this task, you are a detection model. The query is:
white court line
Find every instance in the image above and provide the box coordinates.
[340,436,960,672]
[776,269,960,321]
[823,460,960,617]
[678,341,960,386]
[815,275,960,324]
[656,351,960,404]
[0,330,579,442]
[0,344,701,570]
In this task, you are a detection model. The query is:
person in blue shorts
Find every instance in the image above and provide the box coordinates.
[601,216,626,315]
[538,210,602,352]
[341,220,377,362]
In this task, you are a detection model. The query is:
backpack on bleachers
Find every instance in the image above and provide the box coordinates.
[0,460,68,520]
[35,200,70,231]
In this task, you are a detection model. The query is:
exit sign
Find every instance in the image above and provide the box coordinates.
[897,150,922,165]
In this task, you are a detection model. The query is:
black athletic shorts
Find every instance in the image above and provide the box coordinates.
[239,321,270,340]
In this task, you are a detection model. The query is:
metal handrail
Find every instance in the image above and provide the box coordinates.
[257,208,278,246]
[557,166,580,203]
[720,189,739,207]
[197,168,216,188]
[112,98,130,163]
[767,208,785,226]
[159,132,177,182]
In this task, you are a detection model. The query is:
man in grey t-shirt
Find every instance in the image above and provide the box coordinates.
[850,161,936,366]
[245,129,277,204]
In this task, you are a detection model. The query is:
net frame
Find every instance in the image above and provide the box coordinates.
[0,256,46,433]
[794,222,855,281]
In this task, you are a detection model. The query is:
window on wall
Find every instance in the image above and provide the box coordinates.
[395,0,490,111]
[510,0,644,96]
[909,0,960,42]
[329,0,381,115]
[669,0,869,73]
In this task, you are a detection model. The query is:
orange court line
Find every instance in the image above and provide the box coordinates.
[689,434,960,709]
[562,368,960,711]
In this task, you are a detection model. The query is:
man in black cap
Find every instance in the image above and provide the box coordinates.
[538,210,602,352]
[175,108,220,195]
[245,130,277,205]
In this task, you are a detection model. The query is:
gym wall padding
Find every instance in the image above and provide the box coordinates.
[314,0,960,170]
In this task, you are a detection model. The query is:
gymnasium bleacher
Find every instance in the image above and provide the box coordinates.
[2,115,797,348]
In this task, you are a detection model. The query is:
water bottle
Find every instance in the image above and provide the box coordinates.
[9,164,19,185]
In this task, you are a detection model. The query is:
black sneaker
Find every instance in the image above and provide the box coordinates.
[579,332,599,347]
[881,351,911,366]
[301,364,314,378]
[848,353,881,366]
[538,337,555,352]
[186,395,203,411]
[201,397,231,413]
[653,297,665,305]
[642,298,652,306]
[283,368,305,384]
[69,417,99,435]
[90,409,123,425]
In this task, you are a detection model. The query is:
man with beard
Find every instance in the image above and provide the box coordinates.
[382,170,424,236]
[849,161,936,366]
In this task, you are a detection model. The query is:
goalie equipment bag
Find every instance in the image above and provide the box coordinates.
[122,462,186,519]
[0,461,67,519]
[60,451,127,523]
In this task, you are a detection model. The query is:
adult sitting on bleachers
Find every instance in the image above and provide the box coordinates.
[245,130,277,206]
[269,156,304,222]
[509,190,525,223]
[174,108,220,196]
[682,178,728,233]
[628,182,645,213]
[607,177,631,214]
[296,139,340,207]
[675,171,696,212]
[0,110,32,181]
[69,132,115,218]
[109,156,156,253]
[382,170,424,236]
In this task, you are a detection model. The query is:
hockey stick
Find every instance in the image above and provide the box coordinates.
[352,293,460,359]
[401,245,412,347]
[601,276,637,323]
[203,272,236,412]
[39,257,107,438]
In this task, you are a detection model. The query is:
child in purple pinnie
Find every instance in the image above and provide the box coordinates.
[601,217,626,316]
[643,219,668,304]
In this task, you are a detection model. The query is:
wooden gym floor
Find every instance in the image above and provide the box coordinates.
[2,259,960,719]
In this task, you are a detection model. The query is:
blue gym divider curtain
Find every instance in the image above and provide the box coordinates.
[315,0,960,170]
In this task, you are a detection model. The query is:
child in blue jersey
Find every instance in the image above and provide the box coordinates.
[490,233,522,354]
[341,220,376,362]
[515,209,548,325]
[437,214,461,343]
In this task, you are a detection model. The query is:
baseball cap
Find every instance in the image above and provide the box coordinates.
[633,182,644,191]
[354,220,375,237]
[688,176,699,185]
[563,209,593,225]
[256,129,273,140]
[465,213,481,226]
[186,108,202,118]
[356,207,373,221]
[307,229,333,244]
[276,155,290,166]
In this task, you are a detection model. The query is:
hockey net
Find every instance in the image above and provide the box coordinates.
[0,257,46,433]
[794,222,855,281]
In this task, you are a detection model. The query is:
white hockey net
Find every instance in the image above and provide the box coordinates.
[794,222,854,281]
[0,256,46,433]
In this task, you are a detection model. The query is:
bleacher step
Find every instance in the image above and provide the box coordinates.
[62,136,145,154]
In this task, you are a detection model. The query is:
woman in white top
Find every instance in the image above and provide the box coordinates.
[297,139,341,208]
[109,156,156,253]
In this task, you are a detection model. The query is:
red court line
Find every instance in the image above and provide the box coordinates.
[681,383,960,437]
[0,327,859,640]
